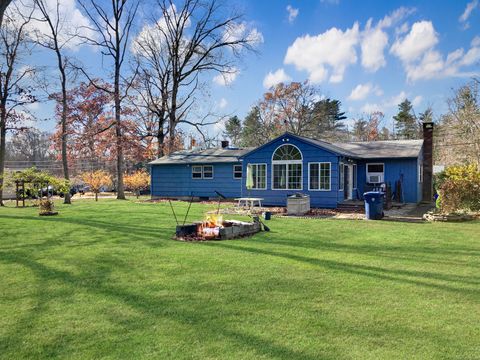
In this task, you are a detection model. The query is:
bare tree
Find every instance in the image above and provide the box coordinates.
[0,3,36,205]
[77,0,139,200]
[33,0,80,204]
[0,0,12,28]
[135,0,260,153]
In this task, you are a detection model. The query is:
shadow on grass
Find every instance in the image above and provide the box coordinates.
[0,251,331,360]
[201,242,480,297]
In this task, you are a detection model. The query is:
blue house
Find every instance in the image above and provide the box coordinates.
[149,124,433,208]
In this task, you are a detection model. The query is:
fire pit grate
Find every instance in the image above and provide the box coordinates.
[175,216,262,241]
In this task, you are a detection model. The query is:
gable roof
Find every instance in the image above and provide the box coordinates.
[149,147,252,165]
[332,139,423,159]
[240,132,358,158]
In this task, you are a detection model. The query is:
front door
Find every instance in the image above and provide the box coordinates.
[344,165,349,200]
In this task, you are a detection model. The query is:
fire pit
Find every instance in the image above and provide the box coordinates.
[175,214,262,241]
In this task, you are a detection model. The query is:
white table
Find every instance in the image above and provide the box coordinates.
[235,197,264,208]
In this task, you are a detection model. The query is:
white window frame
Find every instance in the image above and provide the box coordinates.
[250,163,267,190]
[233,164,242,179]
[339,163,345,191]
[271,144,303,190]
[202,165,214,179]
[192,165,214,179]
[308,162,331,191]
[353,164,357,189]
[366,163,385,184]
[419,164,423,183]
[192,165,203,179]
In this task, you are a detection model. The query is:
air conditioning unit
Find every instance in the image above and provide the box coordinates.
[368,175,382,184]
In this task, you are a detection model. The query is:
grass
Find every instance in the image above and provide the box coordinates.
[0,199,479,359]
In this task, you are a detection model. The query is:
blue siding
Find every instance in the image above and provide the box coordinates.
[241,135,340,208]
[356,158,420,203]
[151,162,242,198]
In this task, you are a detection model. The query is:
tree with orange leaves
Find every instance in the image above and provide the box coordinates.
[81,170,112,201]
[124,170,150,198]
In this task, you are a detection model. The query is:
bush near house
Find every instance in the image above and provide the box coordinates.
[436,163,480,213]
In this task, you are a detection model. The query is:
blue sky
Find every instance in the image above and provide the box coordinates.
[26,0,480,136]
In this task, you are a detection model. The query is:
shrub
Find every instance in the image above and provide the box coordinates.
[124,170,150,198]
[81,170,112,201]
[436,164,480,213]
[39,199,57,216]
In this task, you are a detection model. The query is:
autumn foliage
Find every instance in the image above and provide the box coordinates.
[124,170,150,198]
[81,170,112,201]
[436,164,480,213]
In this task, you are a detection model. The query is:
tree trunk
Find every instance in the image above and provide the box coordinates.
[157,130,165,157]
[0,0,12,29]
[59,62,71,204]
[95,191,98,201]
[114,18,125,200]
[0,117,6,207]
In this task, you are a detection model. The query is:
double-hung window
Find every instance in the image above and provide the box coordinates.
[249,164,266,190]
[272,145,303,190]
[309,162,331,191]
[192,165,214,179]
[233,165,242,179]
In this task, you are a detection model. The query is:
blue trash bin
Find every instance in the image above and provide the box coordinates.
[363,191,385,220]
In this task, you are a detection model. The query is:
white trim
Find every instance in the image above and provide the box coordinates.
[191,165,203,179]
[352,164,357,189]
[233,164,242,179]
[271,162,303,191]
[271,143,303,162]
[203,165,214,179]
[271,144,303,190]
[366,162,385,184]
[191,165,214,179]
[249,163,267,190]
[339,163,345,191]
[419,164,424,183]
[308,162,331,191]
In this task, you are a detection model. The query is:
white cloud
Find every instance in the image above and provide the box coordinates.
[16,0,96,50]
[263,68,292,88]
[412,95,423,107]
[213,68,239,86]
[459,0,478,29]
[390,21,480,81]
[223,22,263,48]
[360,90,421,114]
[218,98,228,109]
[348,83,383,101]
[361,22,388,72]
[361,103,382,113]
[284,23,360,83]
[286,5,299,23]
[360,7,415,72]
[390,21,439,63]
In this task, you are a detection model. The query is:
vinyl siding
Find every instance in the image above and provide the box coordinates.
[241,135,340,208]
[151,162,243,199]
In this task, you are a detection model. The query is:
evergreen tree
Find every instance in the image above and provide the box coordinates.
[241,107,266,147]
[223,116,242,146]
[352,118,368,141]
[311,98,347,137]
[393,99,419,139]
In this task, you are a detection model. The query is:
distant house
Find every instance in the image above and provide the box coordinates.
[149,123,434,208]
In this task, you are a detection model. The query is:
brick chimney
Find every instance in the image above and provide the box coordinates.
[422,122,434,202]
[221,140,229,149]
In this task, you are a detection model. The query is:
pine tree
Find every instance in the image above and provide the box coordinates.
[241,107,265,147]
[393,99,419,139]
[223,116,242,146]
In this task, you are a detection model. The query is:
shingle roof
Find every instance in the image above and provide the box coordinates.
[148,147,252,165]
[332,139,423,159]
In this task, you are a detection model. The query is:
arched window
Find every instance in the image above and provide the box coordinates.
[272,145,302,161]
[272,144,303,190]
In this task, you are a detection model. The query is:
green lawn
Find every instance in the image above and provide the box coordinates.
[0,200,479,359]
